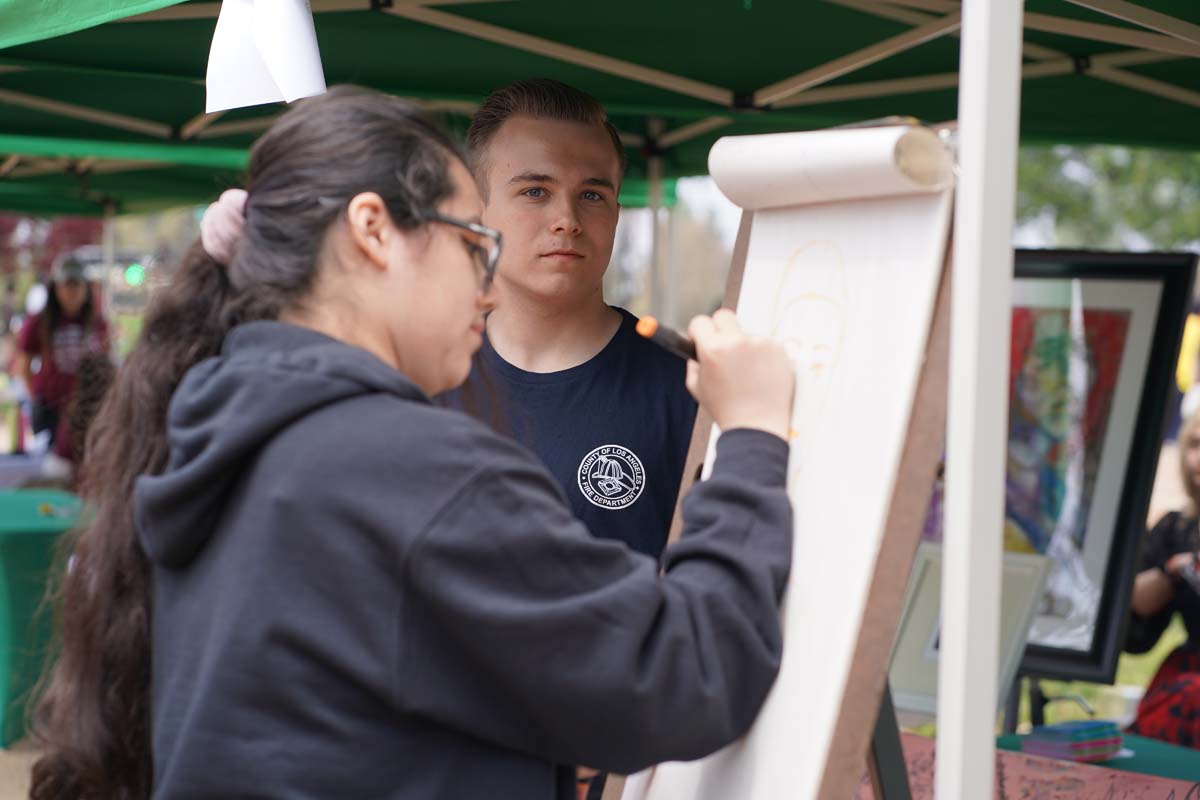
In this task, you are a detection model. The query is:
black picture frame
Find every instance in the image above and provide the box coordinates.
[1012,249,1197,684]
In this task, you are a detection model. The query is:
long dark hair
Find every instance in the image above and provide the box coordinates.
[38,272,95,367]
[30,85,463,800]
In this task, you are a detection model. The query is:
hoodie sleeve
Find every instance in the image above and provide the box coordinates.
[395,427,792,775]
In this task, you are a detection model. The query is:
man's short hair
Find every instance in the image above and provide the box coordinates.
[467,78,627,189]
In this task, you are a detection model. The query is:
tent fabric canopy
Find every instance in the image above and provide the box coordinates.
[0,0,1197,214]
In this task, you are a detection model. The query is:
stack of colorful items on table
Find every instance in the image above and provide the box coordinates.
[1021,720,1123,763]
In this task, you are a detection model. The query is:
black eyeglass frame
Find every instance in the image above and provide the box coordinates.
[426,213,503,292]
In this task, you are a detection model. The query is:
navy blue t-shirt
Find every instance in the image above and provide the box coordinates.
[441,308,697,558]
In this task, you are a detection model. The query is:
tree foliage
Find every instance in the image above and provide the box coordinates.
[1017,146,1200,250]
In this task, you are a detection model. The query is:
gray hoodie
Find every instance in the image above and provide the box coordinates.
[136,320,792,800]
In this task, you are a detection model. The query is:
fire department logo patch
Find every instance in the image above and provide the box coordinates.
[578,444,646,510]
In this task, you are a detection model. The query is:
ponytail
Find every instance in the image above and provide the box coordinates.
[30,244,253,800]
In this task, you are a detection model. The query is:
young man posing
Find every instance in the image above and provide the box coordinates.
[444,79,697,560]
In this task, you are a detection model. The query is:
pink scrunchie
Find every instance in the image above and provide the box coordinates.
[200,188,247,266]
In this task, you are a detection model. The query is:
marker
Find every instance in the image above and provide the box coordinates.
[636,316,697,360]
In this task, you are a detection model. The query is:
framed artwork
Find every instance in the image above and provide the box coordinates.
[922,250,1196,682]
[889,543,1049,715]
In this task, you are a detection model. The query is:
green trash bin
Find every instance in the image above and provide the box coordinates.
[0,489,80,747]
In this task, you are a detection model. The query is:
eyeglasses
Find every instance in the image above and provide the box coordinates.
[426,213,502,292]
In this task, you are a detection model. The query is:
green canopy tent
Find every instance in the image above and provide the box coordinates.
[0,0,1197,214]
[3,2,1200,796]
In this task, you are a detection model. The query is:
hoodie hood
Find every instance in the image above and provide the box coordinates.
[136,321,426,569]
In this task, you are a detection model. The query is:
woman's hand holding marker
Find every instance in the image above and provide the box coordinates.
[680,309,794,442]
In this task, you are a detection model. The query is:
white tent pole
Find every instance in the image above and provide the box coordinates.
[664,201,679,329]
[102,202,117,339]
[647,118,665,319]
[938,0,1023,796]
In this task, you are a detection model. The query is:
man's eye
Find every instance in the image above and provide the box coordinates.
[582,191,604,201]
[523,187,545,198]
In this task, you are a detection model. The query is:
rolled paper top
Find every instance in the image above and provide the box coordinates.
[708,125,954,211]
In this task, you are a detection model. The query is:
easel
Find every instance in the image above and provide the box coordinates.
[604,198,953,799]
[871,687,913,800]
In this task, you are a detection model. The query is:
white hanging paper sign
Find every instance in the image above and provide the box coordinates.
[205,0,327,113]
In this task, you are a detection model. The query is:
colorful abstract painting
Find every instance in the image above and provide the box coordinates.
[922,308,1130,552]
[1004,307,1130,556]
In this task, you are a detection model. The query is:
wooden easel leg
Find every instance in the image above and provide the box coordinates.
[868,686,912,800]
[1002,674,1023,735]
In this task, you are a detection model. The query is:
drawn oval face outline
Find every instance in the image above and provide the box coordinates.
[769,240,848,425]
[777,293,844,378]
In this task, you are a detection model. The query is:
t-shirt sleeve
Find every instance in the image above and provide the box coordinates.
[1126,512,1183,654]
[395,427,791,774]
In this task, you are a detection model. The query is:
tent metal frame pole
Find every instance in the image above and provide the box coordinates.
[195,116,280,139]
[647,118,665,319]
[88,160,170,175]
[617,131,646,148]
[383,5,734,106]
[886,0,958,12]
[752,12,962,106]
[8,160,169,180]
[823,0,1066,61]
[821,0,1195,109]
[180,111,225,140]
[119,0,509,23]
[9,159,73,179]
[1024,12,1200,57]
[102,203,116,288]
[0,88,172,138]
[938,0,1023,795]
[1064,0,1200,47]
[777,73,960,108]
[1091,62,1200,107]
[658,117,733,149]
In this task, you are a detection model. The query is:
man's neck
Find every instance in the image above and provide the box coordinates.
[486,290,622,373]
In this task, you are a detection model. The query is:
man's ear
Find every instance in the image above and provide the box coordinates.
[345,192,394,272]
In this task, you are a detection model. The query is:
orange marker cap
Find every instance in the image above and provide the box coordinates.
[635,316,660,338]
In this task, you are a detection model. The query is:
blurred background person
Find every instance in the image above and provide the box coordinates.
[1125,408,1200,748]
[13,255,109,470]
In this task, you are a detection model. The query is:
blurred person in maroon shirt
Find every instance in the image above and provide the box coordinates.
[15,256,109,462]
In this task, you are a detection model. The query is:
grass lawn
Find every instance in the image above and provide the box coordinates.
[905,615,1188,738]
[1019,615,1187,730]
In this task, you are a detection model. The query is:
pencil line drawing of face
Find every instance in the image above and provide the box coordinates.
[769,240,848,478]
